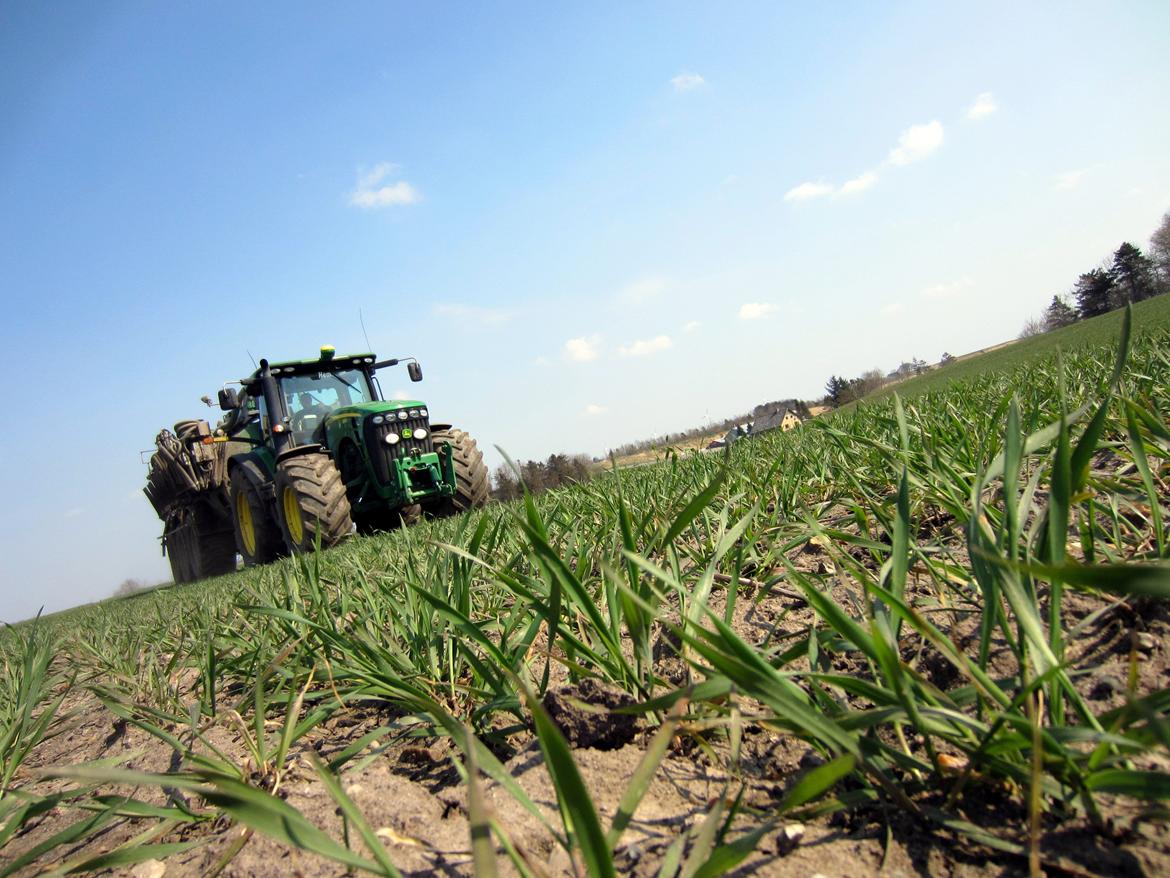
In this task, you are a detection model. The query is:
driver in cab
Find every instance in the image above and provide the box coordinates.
[291,392,327,444]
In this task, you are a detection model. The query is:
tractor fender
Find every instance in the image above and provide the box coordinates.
[276,444,325,464]
[429,423,453,433]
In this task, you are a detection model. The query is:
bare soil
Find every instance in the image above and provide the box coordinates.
[6,535,1170,876]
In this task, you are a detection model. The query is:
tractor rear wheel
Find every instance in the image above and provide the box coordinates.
[428,427,490,517]
[275,453,353,553]
[230,468,283,567]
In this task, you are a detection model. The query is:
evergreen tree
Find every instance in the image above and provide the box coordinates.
[1043,294,1078,331]
[1072,268,1115,319]
[1110,242,1158,304]
[824,375,847,406]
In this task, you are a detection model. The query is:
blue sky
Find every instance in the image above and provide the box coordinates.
[2,2,1168,621]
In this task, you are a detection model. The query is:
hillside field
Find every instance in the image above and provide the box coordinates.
[3,296,1170,877]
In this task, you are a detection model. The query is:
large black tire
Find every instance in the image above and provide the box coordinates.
[354,503,422,535]
[428,427,490,517]
[165,507,237,583]
[230,467,284,567]
[165,517,196,584]
[275,452,353,553]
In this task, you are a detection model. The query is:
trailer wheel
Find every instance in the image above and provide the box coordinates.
[165,508,237,582]
[275,453,353,553]
[230,467,283,567]
[165,517,196,583]
[428,427,490,517]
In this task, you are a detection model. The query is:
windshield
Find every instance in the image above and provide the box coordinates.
[280,369,372,415]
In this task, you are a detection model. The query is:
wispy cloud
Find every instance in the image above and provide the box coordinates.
[1054,168,1087,191]
[839,171,878,196]
[671,72,705,92]
[921,276,975,299]
[617,276,667,305]
[683,320,701,333]
[966,92,998,121]
[433,303,510,326]
[619,335,672,357]
[739,302,779,320]
[882,302,905,316]
[564,335,602,362]
[533,355,550,366]
[64,507,84,519]
[349,162,420,208]
[783,182,834,202]
[583,403,607,416]
[888,121,944,166]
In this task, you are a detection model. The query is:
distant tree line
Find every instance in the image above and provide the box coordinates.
[492,453,597,501]
[823,368,891,407]
[1021,210,1170,337]
[603,412,754,460]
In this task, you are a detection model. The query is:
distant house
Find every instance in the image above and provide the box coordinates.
[752,399,805,434]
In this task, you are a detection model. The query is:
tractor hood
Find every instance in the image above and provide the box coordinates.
[325,400,427,423]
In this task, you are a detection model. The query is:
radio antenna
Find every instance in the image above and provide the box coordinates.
[359,308,373,352]
[246,349,258,368]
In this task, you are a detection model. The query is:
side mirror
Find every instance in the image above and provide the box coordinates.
[218,388,240,410]
[407,362,423,382]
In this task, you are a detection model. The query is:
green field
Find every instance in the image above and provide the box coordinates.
[3,297,1170,876]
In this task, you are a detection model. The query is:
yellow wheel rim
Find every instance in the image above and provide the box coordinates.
[283,486,304,546]
[237,495,257,556]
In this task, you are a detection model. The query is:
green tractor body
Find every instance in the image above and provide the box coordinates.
[144,347,489,582]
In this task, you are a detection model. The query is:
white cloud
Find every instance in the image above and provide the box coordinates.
[921,276,975,299]
[888,121,944,166]
[839,171,878,196]
[349,162,420,208]
[618,276,667,305]
[1054,168,1087,190]
[564,335,602,362]
[683,320,701,333]
[784,181,835,202]
[619,335,673,357]
[433,303,509,326]
[391,389,411,400]
[584,403,607,416]
[738,302,779,320]
[966,92,998,121]
[65,507,84,519]
[882,302,905,315]
[671,72,705,92]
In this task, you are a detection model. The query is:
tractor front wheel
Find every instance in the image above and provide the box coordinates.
[428,427,490,517]
[275,453,353,553]
[230,468,284,567]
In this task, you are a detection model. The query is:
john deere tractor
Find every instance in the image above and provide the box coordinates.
[144,346,489,582]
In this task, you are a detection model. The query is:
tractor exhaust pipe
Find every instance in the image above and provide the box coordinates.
[258,359,291,456]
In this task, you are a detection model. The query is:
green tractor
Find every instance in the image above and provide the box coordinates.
[144,346,490,582]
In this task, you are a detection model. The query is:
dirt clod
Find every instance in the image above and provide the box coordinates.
[541,678,640,749]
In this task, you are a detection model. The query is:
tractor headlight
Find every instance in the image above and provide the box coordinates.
[397,410,408,420]
[420,408,428,418]
[409,409,420,418]
[414,428,428,440]
[384,432,400,445]
[372,415,384,425]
